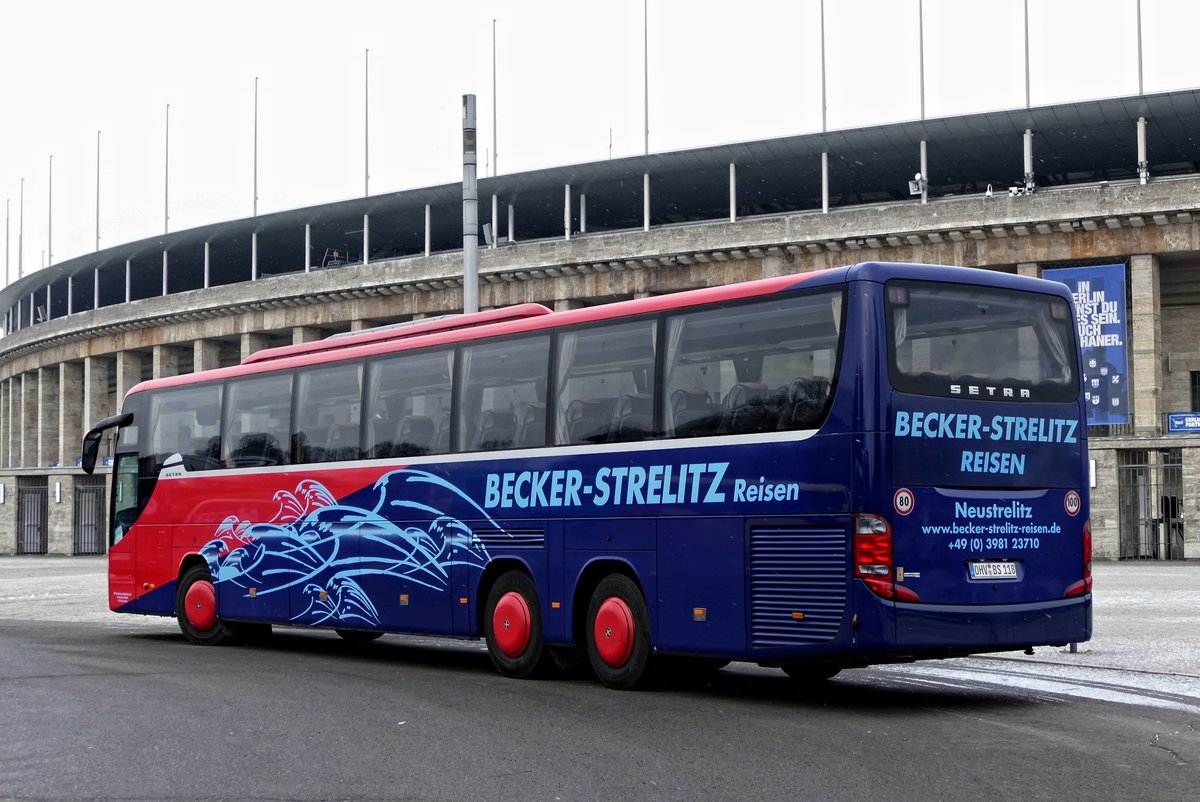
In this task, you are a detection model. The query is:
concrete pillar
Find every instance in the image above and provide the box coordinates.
[115,351,144,407]
[729,163,737,223]
[240,333,270,362]
[19,373,38,466]
[0,471,15,554]
[194,340,221,373]
[564,184,572,240]
[491,195,498,249]
[643,173,651,231]
[47,471,73,555]
[204,241,211,288]
[58,362,84,468]
[508,204,515,243]
[83,356,112,430]
[251,232,259,280]
[425,205,432,257]
[1130,254,1161,434]
[363,213,370,266]
[554,299,586,312]
[36,367,60,466]
[162,250,169,296]
[580,194,587,234]
[293,327,324,345]
[152,345,181,380]
[1089,446,1119,560]
[1183,446,1200,559]
[305,225,312,272]
[125,259,131,303]
[1017,262,1039,278]
[0,381,9,468]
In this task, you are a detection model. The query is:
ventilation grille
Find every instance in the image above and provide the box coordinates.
[473,529,545,551]
[748,525,848,648]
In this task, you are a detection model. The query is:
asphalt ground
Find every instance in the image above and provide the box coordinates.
[0,557,1195,678]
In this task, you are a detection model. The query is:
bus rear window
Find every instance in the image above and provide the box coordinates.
[886,280,1078,402]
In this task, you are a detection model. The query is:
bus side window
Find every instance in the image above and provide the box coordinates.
[365,348,453,459]
[147,383,223,472]
[662,290,842,438]
[555,318,656,445]
[223,373,293,468]
[296,362,363,464]
[458,335,550,452]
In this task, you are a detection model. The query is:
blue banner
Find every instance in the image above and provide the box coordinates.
[1042,264,1128,425]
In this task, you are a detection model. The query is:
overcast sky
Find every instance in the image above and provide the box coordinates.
[2,0,1198,279]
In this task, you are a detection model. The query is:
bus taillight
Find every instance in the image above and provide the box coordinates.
[1065,518,1093,598]
[853,514,920,602]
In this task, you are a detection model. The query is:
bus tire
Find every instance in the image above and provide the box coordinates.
[484,570,548,678]
[175,564,228,646]
[335,629,383,643]
[586,574,652,690]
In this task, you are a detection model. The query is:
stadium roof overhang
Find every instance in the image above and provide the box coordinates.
[4,88,1198,317]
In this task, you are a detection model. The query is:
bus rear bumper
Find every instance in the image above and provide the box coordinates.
[893,595,1092,652]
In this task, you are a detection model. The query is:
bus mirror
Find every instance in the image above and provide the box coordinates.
[80,412,134,474]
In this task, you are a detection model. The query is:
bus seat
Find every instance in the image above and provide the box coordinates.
[781,377,826,429]
[324,424,361,461]
[670,388,717,437]
[513,402,546,448]
[565,398,614,445]
[610,393,653,442]
[476,409,517,451]
[395,415,434,456]
[432,415,451,453]
[721,383,769,434]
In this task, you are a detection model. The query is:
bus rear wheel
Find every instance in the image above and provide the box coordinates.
[176,564,228,646]
[586,574,652,690]
[484,570,548,678]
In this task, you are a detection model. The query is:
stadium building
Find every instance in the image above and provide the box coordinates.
[2,88,1198,560]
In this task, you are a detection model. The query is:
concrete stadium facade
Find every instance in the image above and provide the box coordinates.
[2,91,1199,560]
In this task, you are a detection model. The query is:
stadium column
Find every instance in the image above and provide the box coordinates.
[241,333,270,362]
[425,205,432,257]
[580,194,587,235]
[729,163,736,223]
[0,379,8,467]
[643,174,651,231]
[152,345,180,380]
[20,374,37,466]
[83,357,112,434]
[564,185,571,240]
[363,214,370,266]
[508,204,515,244]
[115,352,143,410]
[38,367,60,467]
[162,251,169,295]
[58,362,83,468]
[194,340,221,373]
[293,327,323,345]
[1129,254,1161,435]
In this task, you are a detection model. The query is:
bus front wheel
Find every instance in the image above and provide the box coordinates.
[484,570,548,678]
[175,564,228,646]
[586,574,652,690]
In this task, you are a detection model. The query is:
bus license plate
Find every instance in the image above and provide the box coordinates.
[969,561,1019,580]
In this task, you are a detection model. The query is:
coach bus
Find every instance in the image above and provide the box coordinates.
[82,261,1092,689]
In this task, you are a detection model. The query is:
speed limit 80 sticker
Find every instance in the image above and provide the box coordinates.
[893,487,915,516]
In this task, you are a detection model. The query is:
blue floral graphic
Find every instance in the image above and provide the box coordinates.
[200,469,498,627]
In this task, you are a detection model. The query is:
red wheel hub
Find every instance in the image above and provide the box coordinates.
[492,591,532,658]
[184,579,218,632]
[593,597,635,668]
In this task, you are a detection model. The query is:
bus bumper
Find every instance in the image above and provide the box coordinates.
[893,595,1092,652]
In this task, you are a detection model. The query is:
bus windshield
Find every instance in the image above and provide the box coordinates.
[886,279,1079,402]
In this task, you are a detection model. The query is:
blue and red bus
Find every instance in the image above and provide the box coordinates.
[82,261,1091,688]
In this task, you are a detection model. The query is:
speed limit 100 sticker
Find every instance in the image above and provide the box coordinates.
[893,488,915,516]
[1064,490,1082,517]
